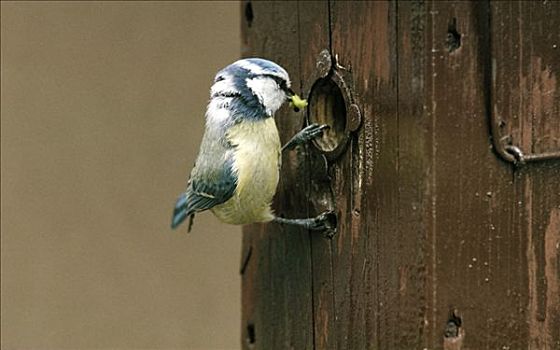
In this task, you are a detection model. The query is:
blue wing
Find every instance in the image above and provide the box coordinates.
[171,156,237,230]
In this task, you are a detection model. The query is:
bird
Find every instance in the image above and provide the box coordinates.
[171,58,335,233]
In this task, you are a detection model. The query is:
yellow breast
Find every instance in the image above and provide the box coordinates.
[211,118,281,225]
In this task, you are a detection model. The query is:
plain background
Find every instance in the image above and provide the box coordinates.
[1,2,241,349]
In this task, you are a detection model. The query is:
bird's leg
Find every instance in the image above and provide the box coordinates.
[272,210,337,238]
[282,124,329,152]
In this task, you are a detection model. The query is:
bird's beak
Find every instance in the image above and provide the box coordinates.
[289,94,308,112]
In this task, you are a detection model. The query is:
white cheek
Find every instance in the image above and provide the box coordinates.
[211,78,237,96]
[267,89,286,114]
[206,99,230,127]
[246,77,286,115]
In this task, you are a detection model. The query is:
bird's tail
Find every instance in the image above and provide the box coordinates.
[171,193,188,229]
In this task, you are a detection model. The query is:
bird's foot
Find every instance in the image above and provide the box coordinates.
[282,124,329,151]
[309,210,337,238]
[272,210,337,238]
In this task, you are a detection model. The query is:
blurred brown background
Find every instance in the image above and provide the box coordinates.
[1,2,241,349]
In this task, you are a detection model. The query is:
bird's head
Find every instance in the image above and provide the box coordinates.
[211,58,307,117]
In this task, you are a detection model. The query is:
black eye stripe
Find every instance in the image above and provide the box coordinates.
[246,73,291,95]
[259,74,290,92]
[260,74,283,83]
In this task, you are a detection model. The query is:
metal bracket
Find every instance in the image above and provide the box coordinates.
[490,116,560,166]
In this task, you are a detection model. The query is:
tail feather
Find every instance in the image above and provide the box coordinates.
[171,193,188,229]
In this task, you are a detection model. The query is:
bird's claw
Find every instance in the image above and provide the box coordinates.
[283,124,329,151]
[301,123,329,142]
[309,210,337,238]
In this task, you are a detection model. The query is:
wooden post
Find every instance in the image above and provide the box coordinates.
[241,1,560,349]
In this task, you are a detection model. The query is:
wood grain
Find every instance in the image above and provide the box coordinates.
[241,1,560,349]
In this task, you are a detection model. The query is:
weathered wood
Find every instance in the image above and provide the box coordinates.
[424,2,528,348]
[488,2,560,346]
[241,1,560,349]
[490,1,560,161]
[328,2,402,349]
[397,1,431,348]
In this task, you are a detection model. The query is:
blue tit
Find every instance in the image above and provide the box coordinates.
[171,58,335,233]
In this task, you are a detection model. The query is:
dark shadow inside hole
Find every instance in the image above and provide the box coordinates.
[447,17,461,53]
[246,323,256,345]
[444,310,462,338]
